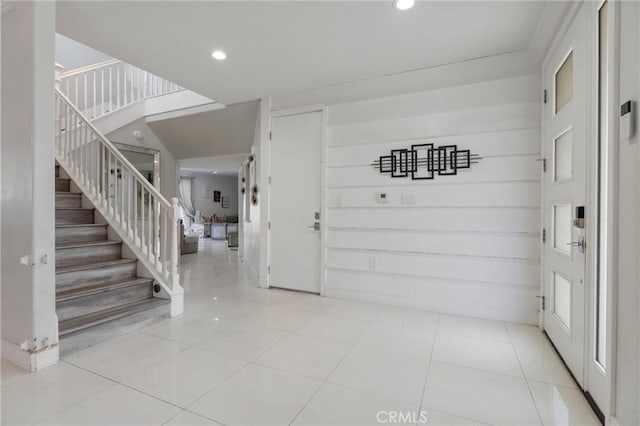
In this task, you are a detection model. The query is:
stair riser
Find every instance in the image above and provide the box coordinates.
[56,179,70,192]
[56,244,122,268]
[57,284,153,322]
[56,209,94,225]
[56,194,82,209]
[57,262,137,288]
[56,226,108,245]
[59,299,169,339]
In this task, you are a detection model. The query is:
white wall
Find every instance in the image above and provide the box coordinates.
[105,118,178,200]
[323,74,541,324]
[614,1,639,424]
[180,172,239,219]
[1,1,59,370]
[55,33,112,70]
[240,101,263,282]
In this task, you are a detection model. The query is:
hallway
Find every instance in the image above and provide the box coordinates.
[1,240,601,425]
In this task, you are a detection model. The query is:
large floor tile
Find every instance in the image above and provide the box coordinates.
[63,332,188,381]
[283,293,337,313]
[514,344,577,388]
[423,410,489,426]
[375,306,440,334]
[256,334,352,380]
[507,323,553,349]
[163,411,223,425]
[242,305,318,332]
[0,358,31,387]
[188,363,322,426]
[214,286,301,306]
[328,343,429,405]
[196,323,288,361]
[528,382,601,426]
[39,383,181,425]
[432,334,523,377]
[324,300,384,321]
[140,312,235,345]
[294,313,370,344]
[438,314,511,342]
[293,383,418,426]
[185,296,264,322]
[357,322,434,357]
[123,347,246,407]
[422,362,541,426]
[1,362,112,425]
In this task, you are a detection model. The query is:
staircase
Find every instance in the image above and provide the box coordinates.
[55,164,170,346]
[52,60,184,354]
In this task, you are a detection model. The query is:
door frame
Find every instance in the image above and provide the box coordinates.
[539,1,619,422]
[267,104,328,294]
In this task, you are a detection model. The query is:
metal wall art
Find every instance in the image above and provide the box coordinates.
[372,143,481,180]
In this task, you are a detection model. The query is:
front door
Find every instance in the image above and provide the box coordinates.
[269,111,323,293]
[542,4,588,386]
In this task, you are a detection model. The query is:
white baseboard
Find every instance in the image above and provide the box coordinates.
[1,338,59,372]
[608,416,621,426]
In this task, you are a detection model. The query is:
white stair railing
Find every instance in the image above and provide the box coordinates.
[54,88,183,315]
[59,59,183,121]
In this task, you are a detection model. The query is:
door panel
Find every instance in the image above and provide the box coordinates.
[269,111,322,293]
[542,4,588,386]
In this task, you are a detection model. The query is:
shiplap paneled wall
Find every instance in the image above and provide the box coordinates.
[325,74,541,324]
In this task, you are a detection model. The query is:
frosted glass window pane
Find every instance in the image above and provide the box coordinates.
[554,204,572,255]
[554,272,572,330]
[555,52,573,113]
[554,129,573,181]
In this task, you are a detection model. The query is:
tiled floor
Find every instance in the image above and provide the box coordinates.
[1,240,601,426]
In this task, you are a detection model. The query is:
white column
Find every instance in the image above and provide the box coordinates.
[1,1,58,371]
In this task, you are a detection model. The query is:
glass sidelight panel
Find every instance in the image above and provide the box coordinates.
[555,51,574,113]
[595,0,610,368]
[554,271,572,331]
[554,128,573,181]
[554,204,572,255]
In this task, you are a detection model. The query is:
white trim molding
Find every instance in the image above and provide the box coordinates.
[1,338,59,372]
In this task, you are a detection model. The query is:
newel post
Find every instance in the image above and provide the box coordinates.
[169,197,183,316]
[54,63,64,90]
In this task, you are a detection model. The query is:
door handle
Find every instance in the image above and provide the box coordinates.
[566,236,586,253]
[307,222,320,231]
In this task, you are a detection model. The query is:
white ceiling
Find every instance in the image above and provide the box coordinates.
[147,100,259,159]
[56,1,547,106]
[179,154,248,176]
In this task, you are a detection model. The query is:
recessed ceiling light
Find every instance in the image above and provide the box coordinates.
[393,0,415,10]
[212,171,218,174]
[211,50,226,60]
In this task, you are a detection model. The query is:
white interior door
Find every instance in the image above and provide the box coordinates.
[542,4,588,387]
[269,111,322,293]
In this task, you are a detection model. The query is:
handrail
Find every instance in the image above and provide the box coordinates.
[58,59,183,121]
[54,88,183,315]
[60,59,121,78]
[55,88,170,208]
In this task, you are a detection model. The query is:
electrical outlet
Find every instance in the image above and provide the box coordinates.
[401,194,415,205]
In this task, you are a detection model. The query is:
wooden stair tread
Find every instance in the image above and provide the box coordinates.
[55,207,94,210]
[59,298,169,336]
[55,192,81,196]
[56,240,121,250]
[56,258,137,274]
[56,223,107,229]
[57,277,154,302]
